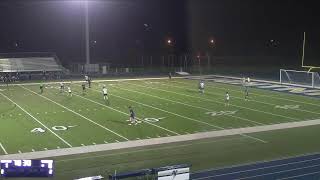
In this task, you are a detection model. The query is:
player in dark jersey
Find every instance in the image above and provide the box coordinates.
[82,83,86,95]
[40,84,44,94]
[88,77,91,88]
[128,106,137,125]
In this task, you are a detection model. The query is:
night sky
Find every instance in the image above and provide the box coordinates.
[0,0,319,66]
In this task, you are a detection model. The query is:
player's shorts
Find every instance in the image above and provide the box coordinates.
[103,93,107,96]
[130,114,135,118]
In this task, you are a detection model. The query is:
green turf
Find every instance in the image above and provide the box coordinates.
[0,77,320,179]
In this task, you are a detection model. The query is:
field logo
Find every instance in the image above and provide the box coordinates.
[31,125,78,133]
[144,117,165,123]
[205,111,237,117]
[275,105,300,110]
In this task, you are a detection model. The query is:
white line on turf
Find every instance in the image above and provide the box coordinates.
[81,144,85,146]
[115,140,119,142]
[93,142,96,145]
[20,85,130,141]
[0,92,73,148]
[32,149,35,152]
[115,85,264,126]
[44,148,48,150]
[170,80,320,116]
[99,87,266,143]
[57,146,60,149]
[18,151,22,154]
[104,141,108,143]
[0,142,8,155]
[71,87,180,136]
[194,79,320,108]
[128,82,298,121]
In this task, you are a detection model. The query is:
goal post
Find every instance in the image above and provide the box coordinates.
[280,69,320,88]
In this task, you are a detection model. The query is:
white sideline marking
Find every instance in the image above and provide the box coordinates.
[172,80,320,116]
[20,85,129,141]
[2,119,320,160]
[116,85,264,126]
[0,92,73,148]
[129,82,298,121]
[106,86,266,143]
[72,87,180,136]
[0,142,8,155]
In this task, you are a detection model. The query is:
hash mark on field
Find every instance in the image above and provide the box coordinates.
[44,148,48,151]
[104,141,108,144]
[32,149,35,152]
[57,146,60,149]
[147,136,151,139]
[136,138,140,140]
[81,144,85,146]
[115,140,120,142]
[18,150,22,154]
[92,142,96,145]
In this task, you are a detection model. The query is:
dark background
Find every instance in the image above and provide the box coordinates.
[0,0,319,66]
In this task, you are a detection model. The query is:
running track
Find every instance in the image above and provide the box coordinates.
[191,153,320,179]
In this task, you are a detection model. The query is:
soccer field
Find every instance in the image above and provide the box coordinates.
[0,76,320,156]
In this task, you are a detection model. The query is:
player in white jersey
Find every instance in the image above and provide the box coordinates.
[68,86,72,97]
[102,85,108,101]
[247,77,250,83]
[199,81,205,94]
[225,92,230,106]
[60,82,64,93]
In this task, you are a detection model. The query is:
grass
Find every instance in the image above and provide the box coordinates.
[0,76,320,179]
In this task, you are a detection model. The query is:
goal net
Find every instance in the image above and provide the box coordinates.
[280,69,320,88]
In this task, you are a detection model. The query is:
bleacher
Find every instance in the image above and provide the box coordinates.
[0,53,64,72]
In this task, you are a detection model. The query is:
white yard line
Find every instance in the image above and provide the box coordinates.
[127,82,299,121]
[172,80,320,115]
[70,86,180,136]
[0,142,8,155]
[1,118,320,160]
[115,85,264,126]
[0,92,73,148]
[20,85,129,141]
[93,85,266,143]
[0,77,183,87]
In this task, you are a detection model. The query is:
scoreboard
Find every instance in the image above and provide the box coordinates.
[0,160,53,177]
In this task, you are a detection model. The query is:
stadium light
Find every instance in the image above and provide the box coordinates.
[71,0,90,65]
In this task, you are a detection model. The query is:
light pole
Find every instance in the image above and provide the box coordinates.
[85,1,90,65]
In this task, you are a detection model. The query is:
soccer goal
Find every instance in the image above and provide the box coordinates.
[280,69,320,88]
